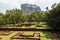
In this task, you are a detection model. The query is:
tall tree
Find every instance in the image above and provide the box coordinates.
[27,11,45,22]
[0,13,5,26]
[5,8,24,25]
[47,3,60,29]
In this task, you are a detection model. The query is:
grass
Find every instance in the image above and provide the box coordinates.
[0,22,52,40]
[40,31,52,40]
[0,22,49,29]
[1,31,19,40]
[0,31,52,40]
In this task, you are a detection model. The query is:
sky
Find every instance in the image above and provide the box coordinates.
[0,0,60,13]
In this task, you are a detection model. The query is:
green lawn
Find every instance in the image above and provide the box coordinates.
[0,22,52,40]
[0,31,52,40]
[0,22,50,29]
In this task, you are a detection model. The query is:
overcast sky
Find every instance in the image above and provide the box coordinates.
[0,0,60,13]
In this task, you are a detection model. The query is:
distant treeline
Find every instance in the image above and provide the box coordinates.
[0,3,60,29]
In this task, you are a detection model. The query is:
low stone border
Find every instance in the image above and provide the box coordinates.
[0,31,13,35]
[0,28,60,32]
[11,32,40,40]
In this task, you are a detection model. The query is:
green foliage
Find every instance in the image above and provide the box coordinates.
[0,13,5,25]
[0,3,60,29]
[47,3,60,29]
[0,8,48,28]
[27,11,45,22]
[5,8,24,25]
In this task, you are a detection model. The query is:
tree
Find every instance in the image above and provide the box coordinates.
[27,11,40,22]
[27,11,45,22]
[5,8,24,25]
[47,3,60,29]
[0,13,6,27]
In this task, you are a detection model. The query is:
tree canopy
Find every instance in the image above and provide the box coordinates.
[46,3,60,29]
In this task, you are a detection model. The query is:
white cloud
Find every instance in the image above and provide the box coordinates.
[0,0,20,13]
[0,0,60,13]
